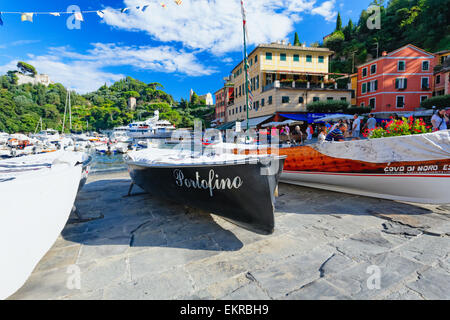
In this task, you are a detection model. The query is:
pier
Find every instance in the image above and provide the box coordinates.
[9,171,450,300]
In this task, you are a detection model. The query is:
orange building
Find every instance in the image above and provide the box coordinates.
[356,44,435,112]
[213,82,234,125]
[433,50,450,96]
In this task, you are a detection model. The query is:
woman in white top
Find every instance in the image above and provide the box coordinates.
[317,125,327,143]
[431,108,449,131]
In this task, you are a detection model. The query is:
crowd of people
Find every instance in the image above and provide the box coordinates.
[275,107,449,144]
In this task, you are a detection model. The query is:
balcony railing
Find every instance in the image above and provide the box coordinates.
[262,82,275,92]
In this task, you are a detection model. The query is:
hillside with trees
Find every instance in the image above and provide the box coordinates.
[318,0,450,74]
[0,63,212,133]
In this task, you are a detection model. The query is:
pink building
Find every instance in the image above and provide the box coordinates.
[356,44,435,112]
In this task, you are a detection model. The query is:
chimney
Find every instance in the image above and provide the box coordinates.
[382,51,388,56]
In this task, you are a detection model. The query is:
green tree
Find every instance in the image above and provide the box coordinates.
[336,12,342,31]
[293,32,301,46]
[17,61,37,76]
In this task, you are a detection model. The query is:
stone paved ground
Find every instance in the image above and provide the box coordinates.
[9,171,450,300]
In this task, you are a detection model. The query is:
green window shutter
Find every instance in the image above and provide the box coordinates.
[395,79,399,89]
[404,78,407,89]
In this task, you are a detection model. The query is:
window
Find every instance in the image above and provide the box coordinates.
[239,106,242,113]
[420,96,428,103]
[362,68,368,77]
[396,96,405,108]
[395,78,407,89]
[280,53,287,61]
[256,75,259,90]
[268,96,272,105]
[370,64,377,75]
[327,97,334,101]
[368,80,378,92]
[299,96,304,104]
[398,60,405,71]
[313,97,320,102]
[369,98,376,109]
[362,83,367,94]
[360,102,365,107]
[282,96,290,103]
[436,75,441,84]
[421,77,429,89]
[250,59,253,66]
[340,97,347,101]
[422,61,429,71]
[255,55,258,63]
[318,56,324,63]
[255,101,259,110]
[261,98,265,107]
[306,55,312,63]
[293,54,299,62]
[266,52,272,60]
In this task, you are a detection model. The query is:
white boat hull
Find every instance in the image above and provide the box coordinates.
[0,163,82,299]
[281,171,449,204]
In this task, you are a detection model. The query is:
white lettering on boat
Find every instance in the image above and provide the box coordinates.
[173,169,243,197]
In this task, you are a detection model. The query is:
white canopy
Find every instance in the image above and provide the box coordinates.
[314,114,355,123]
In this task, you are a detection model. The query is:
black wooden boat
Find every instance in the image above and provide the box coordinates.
[126,152,286,234]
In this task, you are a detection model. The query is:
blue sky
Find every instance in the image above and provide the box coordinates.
[0,0,372,101]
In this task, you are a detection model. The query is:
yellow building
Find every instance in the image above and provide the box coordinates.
[227,42,352,122]
[350,73,357,105]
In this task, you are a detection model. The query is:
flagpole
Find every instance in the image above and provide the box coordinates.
[242,2,249,133]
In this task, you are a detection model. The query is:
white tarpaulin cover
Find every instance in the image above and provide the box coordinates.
[314,130,450,163]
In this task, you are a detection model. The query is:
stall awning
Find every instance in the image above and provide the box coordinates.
[280,113,344,123]
[234,115,273,129]
[215,121,236,130]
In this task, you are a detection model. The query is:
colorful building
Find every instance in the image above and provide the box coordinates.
[213,80,234,125]
[356,44,435,112]
[227,42,352,123]
[433,50,450,96]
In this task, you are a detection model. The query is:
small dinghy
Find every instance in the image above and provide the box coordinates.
[0,151,91,299]
[125,148,286,234]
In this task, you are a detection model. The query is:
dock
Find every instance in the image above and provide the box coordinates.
[9,171,450,300]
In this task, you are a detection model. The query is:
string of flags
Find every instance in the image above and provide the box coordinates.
[0,0,182,26]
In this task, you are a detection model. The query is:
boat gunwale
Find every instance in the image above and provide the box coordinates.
[125,155,287,169]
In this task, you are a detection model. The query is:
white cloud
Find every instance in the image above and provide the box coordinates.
[0,43,217,93]
[311,0,337,22]
[101,0,336,54]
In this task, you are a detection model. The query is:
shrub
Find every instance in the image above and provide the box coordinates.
[420,95,450,109]
[306,100,349,113]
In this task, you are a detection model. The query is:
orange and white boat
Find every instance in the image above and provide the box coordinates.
[244,130,450,204]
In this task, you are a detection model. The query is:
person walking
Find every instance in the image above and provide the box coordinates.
[352,114,361,138]
[431,108,449,131]
[294,125,303,145]
[364,113,377,131]
[306,124,313,140]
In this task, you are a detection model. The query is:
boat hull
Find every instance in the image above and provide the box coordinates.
[277,145,450,204]
[0,163,82,299]
[127,157,285,234]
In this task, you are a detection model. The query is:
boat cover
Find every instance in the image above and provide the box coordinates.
[314,130,450,163]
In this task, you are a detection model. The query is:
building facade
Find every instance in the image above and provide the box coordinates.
[356,44,435,112]
[227,42,352,122]
[16,73,52,86]
[433,50,450,96]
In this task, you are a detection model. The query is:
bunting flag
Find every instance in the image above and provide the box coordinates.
[240,0,249,42]
[74,12,84,21]
[0,2,184,26]
[21,13,34,22]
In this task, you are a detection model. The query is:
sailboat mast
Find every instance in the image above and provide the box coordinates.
[62,89,68,134]
[69,90,72,131]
